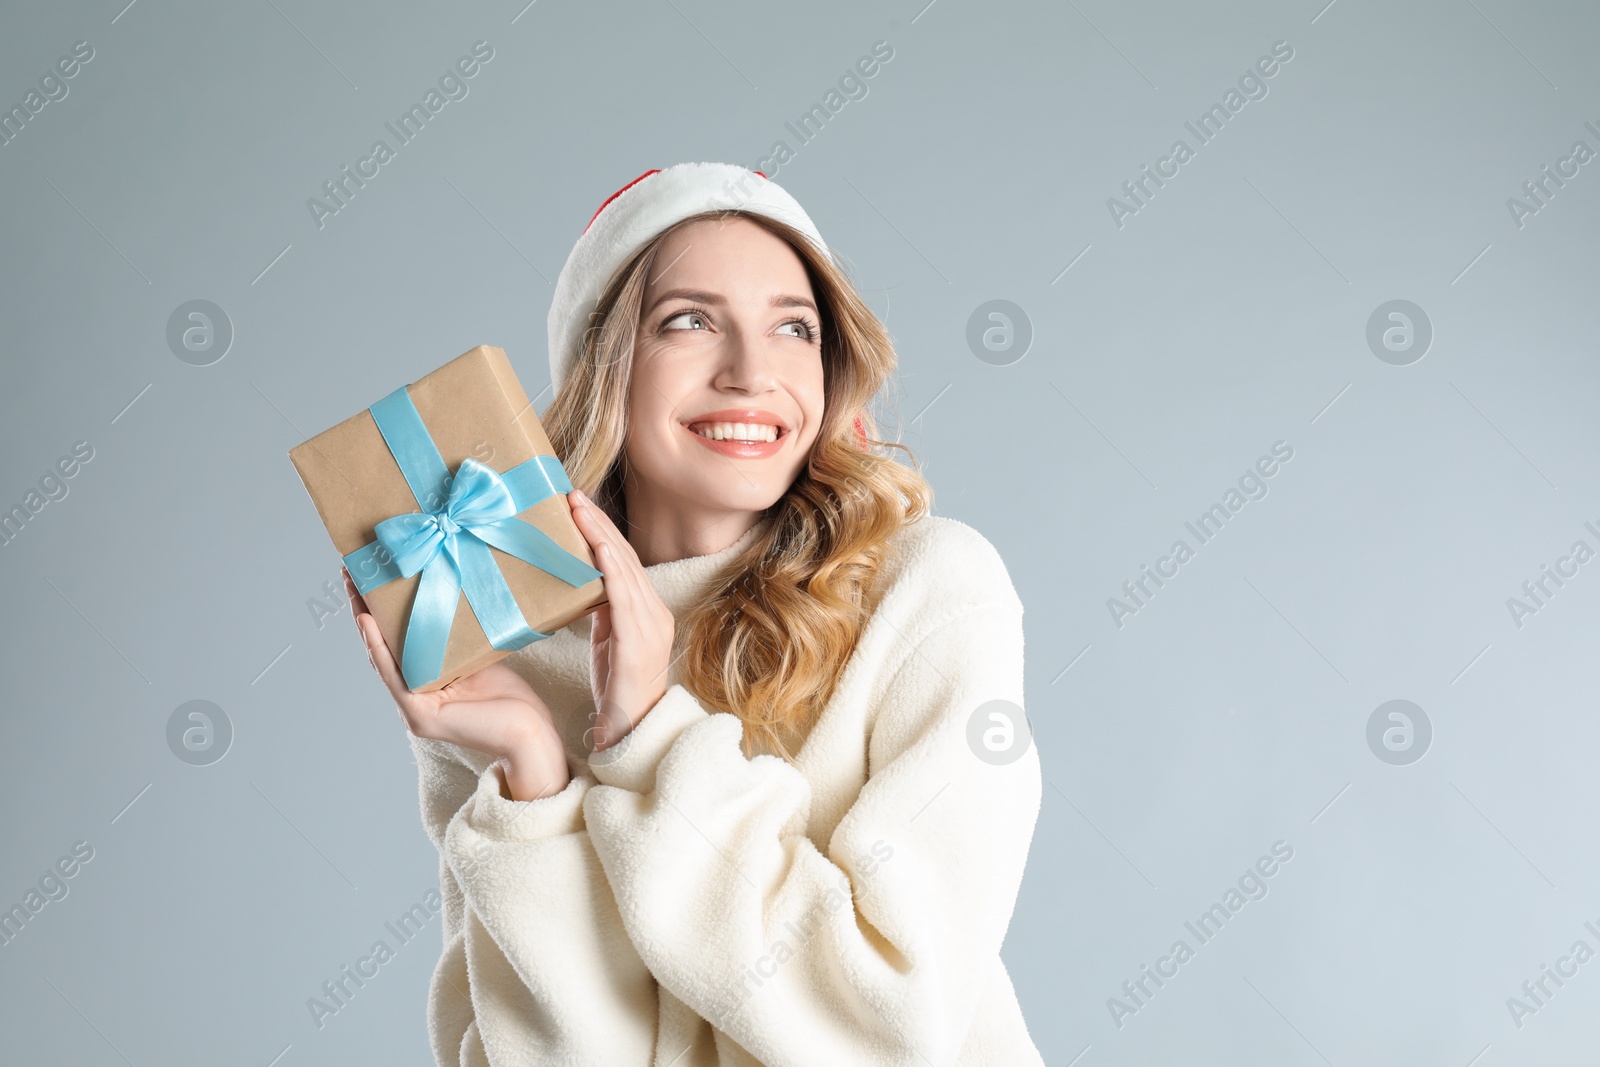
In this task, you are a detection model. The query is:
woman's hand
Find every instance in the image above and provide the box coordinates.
[567,489,675,753]
[343,568,569,801]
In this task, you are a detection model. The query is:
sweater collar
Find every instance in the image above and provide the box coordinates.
[645,515,772,618]
[566,515,772,636]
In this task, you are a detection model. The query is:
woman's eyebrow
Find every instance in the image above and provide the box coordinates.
[647,288,818,315]
[773,294,819,314]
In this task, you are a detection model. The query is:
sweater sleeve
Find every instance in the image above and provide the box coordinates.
[579,581,1041,1065]
[409,735,660,1066]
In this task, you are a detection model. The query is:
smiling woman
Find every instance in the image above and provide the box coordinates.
[354,162,1046,1066]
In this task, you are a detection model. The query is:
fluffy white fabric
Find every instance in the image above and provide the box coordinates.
[410,514,1045,1066]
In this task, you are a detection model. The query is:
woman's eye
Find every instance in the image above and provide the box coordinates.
[661,310,816,341]
[663,310,708,331]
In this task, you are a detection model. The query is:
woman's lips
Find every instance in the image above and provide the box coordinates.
[682,420,787,458]
[681,412,787,457]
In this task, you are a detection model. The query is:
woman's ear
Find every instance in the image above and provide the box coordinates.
[852,414,867,446]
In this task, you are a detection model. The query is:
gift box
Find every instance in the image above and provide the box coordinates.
[289,345,605,692]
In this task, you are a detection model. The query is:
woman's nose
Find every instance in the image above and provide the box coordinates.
[713,332,779,390]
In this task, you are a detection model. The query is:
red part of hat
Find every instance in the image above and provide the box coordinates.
[582,167,771,234]
[584,169,659,234]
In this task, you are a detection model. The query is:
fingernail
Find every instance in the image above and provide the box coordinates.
[571,489,586,503]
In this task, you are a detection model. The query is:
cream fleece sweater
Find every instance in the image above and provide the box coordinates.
[408,514,1045,1066]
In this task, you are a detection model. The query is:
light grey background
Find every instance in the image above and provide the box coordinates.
[2,1,1597,1064]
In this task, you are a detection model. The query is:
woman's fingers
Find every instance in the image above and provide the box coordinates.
[567,489,675,744]
[357,613,412,707]
[571,491,639,619]
[571,489,638,568]
[566,488,599,540]
[341,566,370,617]
[587,493,656,609]
[588,601,611,707]
[572,494,677,671]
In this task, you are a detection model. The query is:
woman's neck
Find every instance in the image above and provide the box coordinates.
[618,489,769,568]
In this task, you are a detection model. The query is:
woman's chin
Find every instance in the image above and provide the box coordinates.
[671,478,786,516]
[639,441,800,512]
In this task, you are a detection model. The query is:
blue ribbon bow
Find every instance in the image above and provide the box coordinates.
[341,385,601,690]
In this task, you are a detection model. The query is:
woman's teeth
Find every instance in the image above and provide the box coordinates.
[692,422,779,442]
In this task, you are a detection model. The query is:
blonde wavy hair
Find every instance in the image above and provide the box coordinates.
[540,209,933,760]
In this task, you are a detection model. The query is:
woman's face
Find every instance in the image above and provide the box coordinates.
[624,216,826,519]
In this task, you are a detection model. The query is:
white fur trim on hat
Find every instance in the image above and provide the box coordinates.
[546,162,830,393]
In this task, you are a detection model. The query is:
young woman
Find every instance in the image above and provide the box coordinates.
[346,162,1045,1066]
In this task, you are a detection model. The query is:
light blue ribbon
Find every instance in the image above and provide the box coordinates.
[342,385,601,689]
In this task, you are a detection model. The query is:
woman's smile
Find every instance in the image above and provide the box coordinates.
[681,407,791,458]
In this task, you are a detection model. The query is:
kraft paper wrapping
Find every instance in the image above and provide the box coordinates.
[289,345,605,692]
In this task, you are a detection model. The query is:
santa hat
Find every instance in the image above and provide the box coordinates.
[546,161,832,395]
